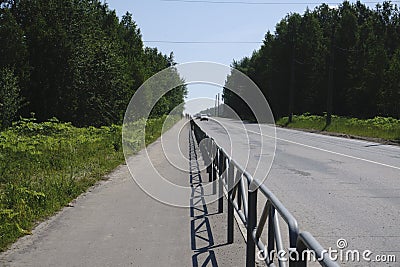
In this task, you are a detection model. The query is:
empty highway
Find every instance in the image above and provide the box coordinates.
[196,117,400,266]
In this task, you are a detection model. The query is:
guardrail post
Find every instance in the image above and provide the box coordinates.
[237,180,242,210]
[212,147,218,195]
[218,151,224,213]
[292,239,307,267]
[267,206,275,261]
[246,188,257,267]
[227,161,234,244]
[207,139,212,182]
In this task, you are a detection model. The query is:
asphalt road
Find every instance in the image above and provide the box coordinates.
[196,117,400,266]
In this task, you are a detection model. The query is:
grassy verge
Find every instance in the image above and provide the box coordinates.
[145,115,181,146]
[0,115,180,251]
[276,114,400,141]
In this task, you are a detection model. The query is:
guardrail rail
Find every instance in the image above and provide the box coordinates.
[191,119,339,267]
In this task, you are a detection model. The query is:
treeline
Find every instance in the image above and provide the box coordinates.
[0,0,186,128]
[224,1,400,121]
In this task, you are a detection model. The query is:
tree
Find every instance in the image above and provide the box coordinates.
[381,48,400,118]
[0,0,187,126]
[224,1,400,121]
[0,68,23,128]
[0,6,29,103]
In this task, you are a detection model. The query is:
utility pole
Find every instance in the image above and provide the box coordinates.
[217,93,220,117]
[221,95,223,116]
[215,95,218,117]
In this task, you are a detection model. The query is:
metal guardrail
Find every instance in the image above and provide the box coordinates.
[191,119,339,267]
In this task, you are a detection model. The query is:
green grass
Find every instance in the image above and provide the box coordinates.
[145,115,181,146]
[0,115,179,251]
[276,114,400,141]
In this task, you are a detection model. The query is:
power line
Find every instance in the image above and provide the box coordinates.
[143,40,263,44]
[161,0,322,4]
[161,0,399,4]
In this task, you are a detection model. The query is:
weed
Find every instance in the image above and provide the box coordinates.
[0,115,179,251]
[276,114,400,141]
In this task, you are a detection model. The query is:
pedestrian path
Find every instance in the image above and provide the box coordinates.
[0,120,246,267]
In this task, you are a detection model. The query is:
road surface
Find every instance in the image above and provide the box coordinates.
[196,117,400,266]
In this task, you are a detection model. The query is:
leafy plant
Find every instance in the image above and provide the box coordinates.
[277,114,400,140]
[0,116,175,251]
[0,68,23,129]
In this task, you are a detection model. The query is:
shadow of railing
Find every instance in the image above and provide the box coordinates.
[191,118,340,267]
[189,129,218,267]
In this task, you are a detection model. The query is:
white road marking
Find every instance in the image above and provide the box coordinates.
[224,121,400,171]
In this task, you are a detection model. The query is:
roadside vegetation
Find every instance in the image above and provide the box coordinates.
[0,0,187,251]
[224,1,400,130]
[0,0,186,128]
[276,114,400,141]
[0,115,178,251]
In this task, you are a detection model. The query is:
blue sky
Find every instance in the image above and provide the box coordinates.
[106,0,382,114]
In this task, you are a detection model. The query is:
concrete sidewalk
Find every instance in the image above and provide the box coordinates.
[0,119,246,267]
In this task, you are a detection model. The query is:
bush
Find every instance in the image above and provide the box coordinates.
[0,68,23,129]
[0,118,124,250]
[0,115,179,250]
[277,114,400,140]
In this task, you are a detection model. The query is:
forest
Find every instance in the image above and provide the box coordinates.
[224,1,400,122]
[0,0,187,250]
[0,0,186,128]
